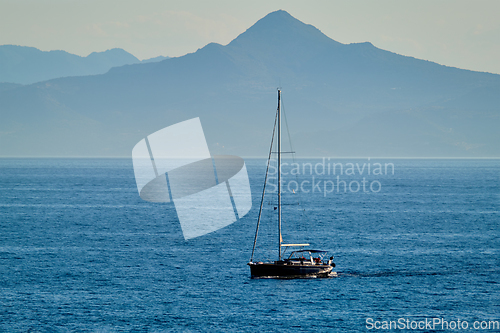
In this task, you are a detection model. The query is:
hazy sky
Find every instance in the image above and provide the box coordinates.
[1,0,499,74]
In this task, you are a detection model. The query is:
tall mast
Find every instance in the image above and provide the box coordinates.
[278,89,282,260]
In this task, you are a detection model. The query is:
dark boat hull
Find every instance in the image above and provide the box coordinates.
[248,262,333,278]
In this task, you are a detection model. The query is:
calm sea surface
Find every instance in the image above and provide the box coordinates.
[1,158,499,332]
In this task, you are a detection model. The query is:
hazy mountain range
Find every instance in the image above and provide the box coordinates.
[1,10,499,157]
[0,45,168,85]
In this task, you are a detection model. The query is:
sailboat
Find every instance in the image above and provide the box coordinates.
[247,89,336,278]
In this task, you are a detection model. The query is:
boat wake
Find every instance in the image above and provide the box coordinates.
[339,269,445,278]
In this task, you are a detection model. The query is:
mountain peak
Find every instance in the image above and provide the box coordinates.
[232,10,337,44]
[256,9,308,25]
[227,9,340,59]
[261,9,295,21]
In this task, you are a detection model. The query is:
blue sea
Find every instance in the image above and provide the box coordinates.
[1,158,499,332]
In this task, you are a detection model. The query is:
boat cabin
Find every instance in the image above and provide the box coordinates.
[282,249,334,266]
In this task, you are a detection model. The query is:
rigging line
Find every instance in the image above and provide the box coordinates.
[250,105,279,263]
[281,99,295,161]
[281,97,313,228]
